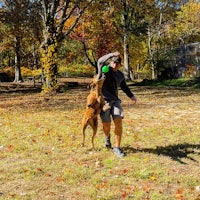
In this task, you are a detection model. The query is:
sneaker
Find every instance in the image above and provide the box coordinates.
[105,137,112,149]
[113,147,125,158]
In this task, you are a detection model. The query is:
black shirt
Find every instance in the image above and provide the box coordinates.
[97,53,134,102]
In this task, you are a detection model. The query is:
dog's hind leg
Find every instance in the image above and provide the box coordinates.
[89,117,98,149]
[81,119,88,147]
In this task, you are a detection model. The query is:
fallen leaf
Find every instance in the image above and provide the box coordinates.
[122,191,127,198]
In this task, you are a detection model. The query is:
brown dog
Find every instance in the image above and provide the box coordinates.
[81,75,105,148]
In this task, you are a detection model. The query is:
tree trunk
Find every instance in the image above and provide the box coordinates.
[147,27,155,80]
[123,33,131,80]
[13,36,23,82]
[32,44,39,69]
[40,41,58,93]
[122,0,132,81]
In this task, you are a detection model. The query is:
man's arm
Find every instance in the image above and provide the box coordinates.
[97,52,120,73]
[120,79,137,104]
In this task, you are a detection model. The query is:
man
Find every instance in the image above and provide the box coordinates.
[97,51,137,158]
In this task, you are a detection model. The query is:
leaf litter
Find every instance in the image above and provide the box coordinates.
[0,83,200,199]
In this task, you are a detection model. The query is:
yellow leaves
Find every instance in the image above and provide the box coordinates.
[40,41,59,93]
[19,67,42,78]
[149,175,156,181]
[32,68,42,77]
[169,0,200,40]
[20,67,33,77]
[40,43,58,69]
[177,0,200,21]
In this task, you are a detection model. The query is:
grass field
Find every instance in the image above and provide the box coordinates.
[0,81,200,200]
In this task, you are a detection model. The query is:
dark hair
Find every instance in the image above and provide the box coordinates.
[112,57,121,64]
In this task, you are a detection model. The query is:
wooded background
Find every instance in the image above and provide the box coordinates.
[0,0,200,93]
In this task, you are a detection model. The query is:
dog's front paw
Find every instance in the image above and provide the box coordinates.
[102,104,111,112]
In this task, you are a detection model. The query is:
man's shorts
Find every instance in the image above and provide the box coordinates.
[100,100,124,123]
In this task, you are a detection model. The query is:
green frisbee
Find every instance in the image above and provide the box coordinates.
[102,65,109,73]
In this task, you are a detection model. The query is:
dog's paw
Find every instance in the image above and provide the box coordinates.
[102,104,111,112]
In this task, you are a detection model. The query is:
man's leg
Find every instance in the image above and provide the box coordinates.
[100,106,112,148]
[102,122,111,138]
[102,122,112,148]
[113,117,125,158]
[113,118,122,148]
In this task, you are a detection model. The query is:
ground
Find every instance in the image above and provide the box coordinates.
[0,78,200,200]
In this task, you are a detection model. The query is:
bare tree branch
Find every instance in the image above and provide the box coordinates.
[59,0,94,42]
[82,40,97,70]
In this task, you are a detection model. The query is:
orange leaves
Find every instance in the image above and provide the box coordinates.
[143,184,151,193]
[6,144,14,152]
[36,168,44,174]
[56,177,64,182]
[44,173,52,177]
[63,18,75,32]
[175,188,184,200]
[120,186,135,199]
[121,190,127,198]
[109,168,129,177]
[35,122,41,128]
[20,166,53,179]
[95,180,108,190]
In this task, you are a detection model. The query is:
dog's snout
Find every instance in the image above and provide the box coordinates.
[97,73,105,81]
[101,73,106,80]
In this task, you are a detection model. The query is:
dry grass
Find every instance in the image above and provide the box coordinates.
[0,81,200,200]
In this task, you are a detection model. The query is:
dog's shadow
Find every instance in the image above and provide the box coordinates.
[123,143,200,164]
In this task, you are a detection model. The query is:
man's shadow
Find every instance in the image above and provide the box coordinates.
[123,143,200,164]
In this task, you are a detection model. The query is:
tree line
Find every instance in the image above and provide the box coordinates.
[0,0,199,93]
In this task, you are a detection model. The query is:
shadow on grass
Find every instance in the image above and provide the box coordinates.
[123,143,200,164]
[0,83,42,94]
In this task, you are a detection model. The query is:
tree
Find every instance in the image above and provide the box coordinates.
[64,0,119,73]
[144,0,188,79]
[39,0,94,93]
[110,0,150,81]
[0,0,41,82]
[69,0,149,79]
[0,21,14,68]
[167,0,200,44]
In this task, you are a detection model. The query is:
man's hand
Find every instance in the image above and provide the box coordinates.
[114,51,120,57]
[131,96,137,104]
